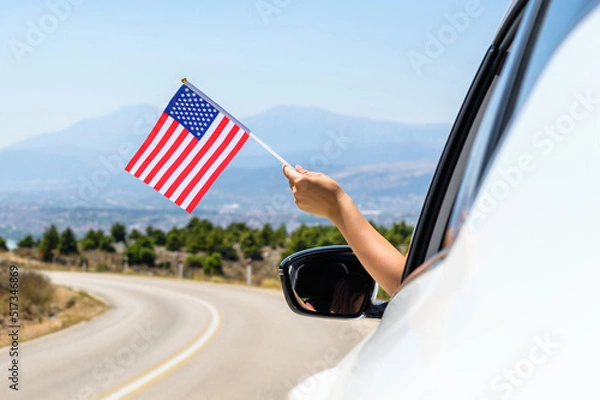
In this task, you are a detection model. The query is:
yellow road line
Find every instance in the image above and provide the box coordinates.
[99,294,223,399]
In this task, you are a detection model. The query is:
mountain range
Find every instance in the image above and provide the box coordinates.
[0,105,450,238]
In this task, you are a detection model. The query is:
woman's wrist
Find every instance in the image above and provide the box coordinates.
[328,191,354,227]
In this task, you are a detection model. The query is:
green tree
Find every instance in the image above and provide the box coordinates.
[17,234,36,249]
[58,227,78,255]
[110,222,127,243]
[129,229,143,241]
[165,227,183,251]
[40,224,60,262]
[281,224,308,259]
[81,229,99,251]
[139,248,156,267]
[99,235,115,253]
[125,236,155,267]
[205,227,224,253]
[186,217,202,231]
[146,226,166,246]
[203,252,223,275]
[274,224,288,247]
[225,222,250,243]
[281,224,345,259]
[186,254,204,269]
[241,231,263,260]
[260,224,275,248]
[316,226,345,247]
[186,217,213,233]
[184,218,214,253]
[206,228,238,261]
[218,244,238,261]
[185,233,205,254]
[0,236,8,252]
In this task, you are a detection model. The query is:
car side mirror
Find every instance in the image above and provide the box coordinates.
[279,245,387,319]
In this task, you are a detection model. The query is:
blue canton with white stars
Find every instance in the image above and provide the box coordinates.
[165,85,220,139]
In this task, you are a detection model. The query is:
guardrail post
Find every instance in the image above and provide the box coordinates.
[246,258,252,286]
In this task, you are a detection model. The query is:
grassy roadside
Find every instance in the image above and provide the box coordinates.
[0,267,107,348]
[3,250,284,290]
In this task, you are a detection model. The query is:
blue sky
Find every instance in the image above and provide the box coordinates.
[0,0,511,149]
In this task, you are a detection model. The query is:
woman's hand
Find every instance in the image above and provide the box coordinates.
[282,164,349,222]
[282,163,406,295]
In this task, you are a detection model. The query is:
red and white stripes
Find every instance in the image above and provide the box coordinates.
[125,112,249,213]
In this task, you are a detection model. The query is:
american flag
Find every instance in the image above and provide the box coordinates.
[125,83,249,213]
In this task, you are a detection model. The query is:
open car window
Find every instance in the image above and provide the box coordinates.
[445,0,600,245]
[401,0,535,283]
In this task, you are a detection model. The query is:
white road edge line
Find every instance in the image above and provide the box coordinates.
[103,294,221,400]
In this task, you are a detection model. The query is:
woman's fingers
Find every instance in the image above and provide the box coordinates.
[283,162,346,219]
[283,164,308,180]
[282,164,296,190]
[283,164,311,193]
[295,165,308,174]
[282,163,301,181]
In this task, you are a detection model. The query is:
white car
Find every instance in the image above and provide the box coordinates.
[279,0,600,398]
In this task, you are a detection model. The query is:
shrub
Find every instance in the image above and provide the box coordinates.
[156,261,171,270]
[139,248,155,267]
[217,245,239,261]
[96,263,110,272]
[186,255,204,269]
[203,253,223,275]
[125,236,155,266]
[99,236,115,253]
[17,234,36,249]
[19,270,55,318]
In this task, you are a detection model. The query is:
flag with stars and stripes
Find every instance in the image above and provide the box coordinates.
[125,82,250,213]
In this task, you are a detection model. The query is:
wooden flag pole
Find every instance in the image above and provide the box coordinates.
[181,77,289,166]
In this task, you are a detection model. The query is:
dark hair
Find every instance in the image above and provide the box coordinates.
[330,273,369,315]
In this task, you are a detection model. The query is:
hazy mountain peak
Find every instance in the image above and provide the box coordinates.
[1,103,451,180]
[10,104,160,153]
[246,105,344,121]
[0,104,449,224]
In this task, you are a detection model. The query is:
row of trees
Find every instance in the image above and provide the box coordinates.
[10,219,289,267]
[14,222,129,262]
[280,221,414,259]
[6,218,413,270]
[16,225,79,262]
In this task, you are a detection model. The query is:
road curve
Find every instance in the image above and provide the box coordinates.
[0,272,377,400]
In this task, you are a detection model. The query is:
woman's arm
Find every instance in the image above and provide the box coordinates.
[283,164,405,294]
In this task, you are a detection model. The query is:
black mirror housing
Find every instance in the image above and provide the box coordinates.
[279,245,387,319]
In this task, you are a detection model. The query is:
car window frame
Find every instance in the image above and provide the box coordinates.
[438,0,600,261]
[400,0,538,283]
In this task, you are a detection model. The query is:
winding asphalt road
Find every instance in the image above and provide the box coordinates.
[0,272,377,400]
